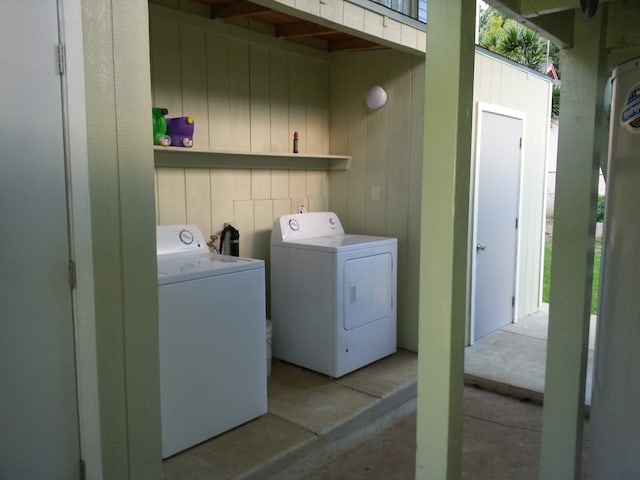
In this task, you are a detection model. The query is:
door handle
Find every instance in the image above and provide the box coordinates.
[476,243,487,251]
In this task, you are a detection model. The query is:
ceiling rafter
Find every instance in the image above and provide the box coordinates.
[192,0,387,52]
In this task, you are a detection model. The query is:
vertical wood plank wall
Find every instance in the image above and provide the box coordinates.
[473,50,552,320]
[150,12,330,266]
[329,50,425,350]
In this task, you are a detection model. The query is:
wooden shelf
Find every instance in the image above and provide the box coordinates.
[153,147,352,171]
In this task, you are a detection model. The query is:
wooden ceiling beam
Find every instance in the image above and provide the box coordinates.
[328,37,380,51]
[276,21,335,39]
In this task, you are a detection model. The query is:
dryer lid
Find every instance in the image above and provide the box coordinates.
[274,233,397,253]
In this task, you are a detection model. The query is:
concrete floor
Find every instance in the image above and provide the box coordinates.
[163,306,594,479]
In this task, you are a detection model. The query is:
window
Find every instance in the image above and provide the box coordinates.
[367,0,427,22]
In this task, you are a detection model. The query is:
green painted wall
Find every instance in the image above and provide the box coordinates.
[81,1,162,478]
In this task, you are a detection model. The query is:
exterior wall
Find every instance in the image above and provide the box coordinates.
[150,7,331,264]
[472,49,552,320]
[329,49,425,350]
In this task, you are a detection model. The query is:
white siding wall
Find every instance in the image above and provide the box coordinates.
[472,50,552,319]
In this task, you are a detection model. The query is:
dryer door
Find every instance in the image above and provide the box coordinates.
[343,253,393,330]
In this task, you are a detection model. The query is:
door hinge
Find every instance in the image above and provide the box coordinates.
[68,260,76,290]
[57,44,66,75]
[512,296,515,307]
[515,217,519,229]
[80,459,86,480]
[519,137,522,149]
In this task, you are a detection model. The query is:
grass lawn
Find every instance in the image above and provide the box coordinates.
[543,235,602,314]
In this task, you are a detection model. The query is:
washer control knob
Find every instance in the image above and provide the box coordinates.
[288,218,300,231]
[179,229,194,245]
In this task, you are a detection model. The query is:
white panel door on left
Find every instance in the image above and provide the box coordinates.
[0,2,80,479]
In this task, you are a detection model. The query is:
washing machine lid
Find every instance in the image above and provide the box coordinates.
[157,252,264,285]
[275,233,397,253]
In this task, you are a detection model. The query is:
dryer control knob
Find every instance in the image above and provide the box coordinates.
[288,219,300,231]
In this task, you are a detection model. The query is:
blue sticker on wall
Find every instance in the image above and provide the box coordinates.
[621,83,640,133]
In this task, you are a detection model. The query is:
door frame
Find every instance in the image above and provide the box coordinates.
[59,0,103,477]
[469,102,525,345]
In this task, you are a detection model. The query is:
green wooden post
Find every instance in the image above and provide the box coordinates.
[539,6,608,480]
[415,0,476,478]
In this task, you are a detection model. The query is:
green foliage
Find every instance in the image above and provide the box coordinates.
[479,6,553,73]
[543,236,602,314]
[552,85,560,118]
[596,195,606,223]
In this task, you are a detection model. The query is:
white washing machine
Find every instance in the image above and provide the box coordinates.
[156,225,267,458]
[270,212,397,378]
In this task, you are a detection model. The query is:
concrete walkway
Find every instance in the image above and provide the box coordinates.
[465,303,597,406]
[163,304,594,479]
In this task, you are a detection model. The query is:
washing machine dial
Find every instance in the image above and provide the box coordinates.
[178,229,194,245]
[288,219,300,231]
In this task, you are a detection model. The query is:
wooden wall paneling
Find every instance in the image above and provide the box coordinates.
[185,169,212,236]
[288,54,307,153]
[364,50,389,236]
[156,167,187,224]
[405,58,425,351]
[210,169,237,234]
[385,53,413,347]
[250,44,271,152]
[270,50,290,152]
[328,53,350,220]
[288,170,306,199]
[150,18,182,114]
[273,198,292,219]
[489,58,503,105]
[207,34,231,149]
[307,169,323,212]
[227,38,251,151]
[232,169,252,200]
[306,170,323,199]
[320,171,330,210]
[253,199,274,261]
[179,26,210,149]
[344,53,368,234]
[154,170,160,224]
[306,59,325,154]
[319,61,330,154]
[234,199,255,257]
[295,0,321,16]
[271,170,290,199]
[251,169,271,200]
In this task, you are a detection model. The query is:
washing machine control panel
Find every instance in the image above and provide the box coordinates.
[157,224,209,256]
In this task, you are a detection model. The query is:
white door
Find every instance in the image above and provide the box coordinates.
[472,107,523,343]
[0,2,81,479]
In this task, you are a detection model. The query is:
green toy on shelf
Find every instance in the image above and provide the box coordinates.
[152,107,171,146]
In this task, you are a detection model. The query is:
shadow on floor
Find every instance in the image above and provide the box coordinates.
[164,305,594,479]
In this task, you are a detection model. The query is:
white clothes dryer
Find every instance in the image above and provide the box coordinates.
[270,212,397,378]
[157,225,267,458]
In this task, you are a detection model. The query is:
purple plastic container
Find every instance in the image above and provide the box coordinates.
[166,116,195,147]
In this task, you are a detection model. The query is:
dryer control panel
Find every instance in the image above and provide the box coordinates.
[272,212,345,243]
